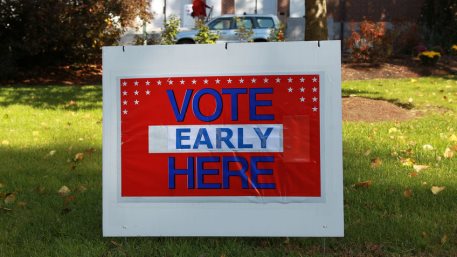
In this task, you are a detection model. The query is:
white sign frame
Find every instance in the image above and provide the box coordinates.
[103,41,343,237]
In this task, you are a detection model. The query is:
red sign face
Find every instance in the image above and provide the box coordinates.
[120,74,320,197]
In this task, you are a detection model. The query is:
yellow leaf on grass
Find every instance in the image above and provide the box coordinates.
[413,165,429,172]
[364,149,372,156]
[354,180,372,188]
[370,157,382,168]
[422,144,434,151]
[443,148,454,158]
[403,188,413,198]
[58,186,71,196]
[4,193,16,204]
[441,234,448,245]
[1,140,9,145]
[431,186,446,195]
[449,134,457,142]
[44,150,57,158]
[388,127,399,134]
[400,158,415,166]
[74,152,84,162]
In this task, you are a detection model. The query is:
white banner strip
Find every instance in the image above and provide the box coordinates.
[149,124,283,153]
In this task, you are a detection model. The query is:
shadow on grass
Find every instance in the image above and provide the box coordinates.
[0,85,102,110]
[1,136,456,256]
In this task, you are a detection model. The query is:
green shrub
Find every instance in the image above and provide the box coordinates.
[160,16,181,45]
[194,20,219,44]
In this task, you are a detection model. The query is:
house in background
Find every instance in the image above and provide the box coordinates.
[121,0,425,45]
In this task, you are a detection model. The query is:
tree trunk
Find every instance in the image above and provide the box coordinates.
[305,0,328,41]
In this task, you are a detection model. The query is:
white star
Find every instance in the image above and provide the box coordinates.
[239,78,244,83]
[145,80,150,86]
[146,90,150,95]
[275,78,281,83]
[122,81,127,86]
[263,78,269,83]
[123,100,128,105]
[192,79,197,85]
[300,87,305,92]
[168,80,173,85]
[122,91,128,96]
[134,90,139,95]
[312,87,318,92]
[204,79,209,84]
[123,109,128,115]
[288,77,293,83]
[227,78,232,84]
[215,79,220,84]
[157,80,162,86]
[251,78,256,83]
[312,107,318,112]
[288,87,293,93]
[312,77,318,83]
[134,100,139,105]
[312,97,318,102]
[134,81,139,86]
[180,79,185,85]
[300,77,305,83]
[300,97,305,102]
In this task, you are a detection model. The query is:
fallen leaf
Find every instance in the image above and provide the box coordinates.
[85,148,96,154]
[408,171,418,177]
[441,234,448,245]
[403,188,413,198]
[443,148,454,158]
[1,140,9,145]
[364,149,371,156]
[32,131,39,136]
[65,100,77,107]
[370,157,382,168]
[354,180,372,188]
[400,157,415,166]
[431,186,445,195]
[422,144,434,151]
[58,186,71,196]
[4,193,16,204]
[44,150,57,158]
[77,185,87,193]
[388,127,399,134]
[35,186,46,194]
[17,201,27,208]
[410,79,417,83]
[421,232,428,238]
[450,134,457,142]
[74,152,84,162]
[408,97,413,103]
[401,148,414,155]
[413,165,429,172]
[64,195,76,206]
[451,144,457,151]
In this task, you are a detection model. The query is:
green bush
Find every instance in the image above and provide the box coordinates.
[160,16,181,45]
[194,20,219,44]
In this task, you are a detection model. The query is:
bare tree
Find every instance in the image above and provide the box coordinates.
[305,0,328,41]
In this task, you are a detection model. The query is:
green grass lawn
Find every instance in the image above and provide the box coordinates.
[0,76,456,256]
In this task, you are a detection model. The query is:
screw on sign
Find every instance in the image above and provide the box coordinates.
[120,74,320,197]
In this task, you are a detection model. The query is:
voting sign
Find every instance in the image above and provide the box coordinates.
[120,74,320,198]
[103,42,343,237]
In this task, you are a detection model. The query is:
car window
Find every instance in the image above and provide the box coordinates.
[208,18,233,30]
[235,17,253,29]
[255,17,275,28]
